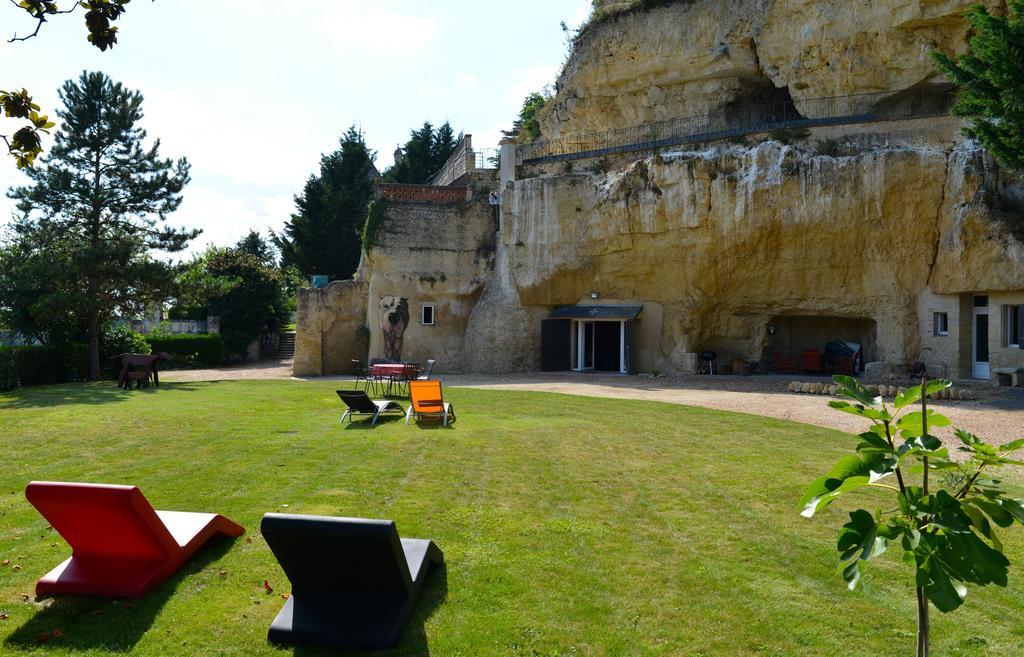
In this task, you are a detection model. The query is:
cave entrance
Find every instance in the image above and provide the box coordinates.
[541,305,642,374]
[767,316,877,375]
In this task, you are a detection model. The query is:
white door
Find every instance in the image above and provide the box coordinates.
[972,296,990,379]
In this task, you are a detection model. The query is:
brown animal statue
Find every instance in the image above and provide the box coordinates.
[116,352,173,389]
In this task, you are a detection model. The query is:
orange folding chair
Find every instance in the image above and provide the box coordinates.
[405,380,456,427]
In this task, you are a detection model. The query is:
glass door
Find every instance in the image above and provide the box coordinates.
[972,295,990,379]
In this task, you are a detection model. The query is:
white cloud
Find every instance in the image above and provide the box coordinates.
[173,186,293,255]
[320,4,437,59]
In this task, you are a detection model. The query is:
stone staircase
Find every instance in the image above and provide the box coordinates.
[278,332,296,359]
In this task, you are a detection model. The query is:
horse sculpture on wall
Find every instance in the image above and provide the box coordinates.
[116,352,173,389]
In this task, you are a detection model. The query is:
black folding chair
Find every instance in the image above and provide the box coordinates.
[336,390,405,425]
[350,359,374,395]
[262,513,444,649]
[415,359,436,381]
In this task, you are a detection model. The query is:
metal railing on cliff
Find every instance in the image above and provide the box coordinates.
[514,89,956,165]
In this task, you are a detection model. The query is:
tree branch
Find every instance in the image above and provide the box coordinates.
[8,1,81,44]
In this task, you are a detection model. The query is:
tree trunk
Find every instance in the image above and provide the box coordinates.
[88,307,101,381]
[917,586,930,657]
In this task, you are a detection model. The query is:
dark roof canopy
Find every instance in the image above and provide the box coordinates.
[549,305,642,320]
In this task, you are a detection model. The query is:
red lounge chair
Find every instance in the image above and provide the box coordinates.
[802,349,822,373]
[26,481,244,598]
[774,352,798,373]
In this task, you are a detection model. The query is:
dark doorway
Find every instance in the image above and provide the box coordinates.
[540,319,572,371]
[594,322,621,372]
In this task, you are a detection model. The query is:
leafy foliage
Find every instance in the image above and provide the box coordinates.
[361,199,390,254]
[100,324,150,362]
[274,127,375,281]
[144,333,223,368]
[4,71,193,380]
[0,348,16,391]
[200,241,288,359]
[503,92,547,144]
[3,1,144,167]
[801,375,1024,654]
[932,2,1024,171]
[3,343,88,386]
[382,120,461,184]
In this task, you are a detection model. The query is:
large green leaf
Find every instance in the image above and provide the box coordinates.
[837,510,889,589]
[999,438,1024,453]
[897,410,951,438]
[832,375,881,407]
[800,475,870,518]
[894,384,923,410]
[800,454,884,517]
[828,400,891,421]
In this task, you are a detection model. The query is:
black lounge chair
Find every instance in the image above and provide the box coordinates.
[261,513,444,649]
[336,390,405,425]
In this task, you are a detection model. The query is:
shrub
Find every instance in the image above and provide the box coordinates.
[0,343,89,389]
[145,334,224,368]
[362,199,391,254]
[101,325,150,371]
[0,348,16,391]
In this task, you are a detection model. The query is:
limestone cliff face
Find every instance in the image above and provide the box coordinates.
[540,0,1004,138]
[494,136,1024,372]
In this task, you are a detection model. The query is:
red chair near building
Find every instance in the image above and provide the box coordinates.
[26,481,244,598]
[774,352,799,373]
[802,349,822,374]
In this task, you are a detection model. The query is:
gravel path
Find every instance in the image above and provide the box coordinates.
[163,363,1024,443]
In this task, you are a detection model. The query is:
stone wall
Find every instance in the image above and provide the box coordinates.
[293,279,369,377]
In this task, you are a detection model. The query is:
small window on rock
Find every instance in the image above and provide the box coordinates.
[421,304,435,326]
[933,312,948,337]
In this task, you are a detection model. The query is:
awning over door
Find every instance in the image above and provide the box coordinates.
[549,305,642,320]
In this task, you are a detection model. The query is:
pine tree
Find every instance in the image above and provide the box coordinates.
[5,71,193,379]
[384,121,461,184]
[275,127,376,281]
[932,1,1024,171]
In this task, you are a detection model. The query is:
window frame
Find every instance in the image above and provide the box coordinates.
[1007,304,1021,348]
[420,303,436,326]
[932,311,949,337]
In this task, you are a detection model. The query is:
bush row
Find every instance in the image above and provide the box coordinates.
[145,334,224,369]
[0,344,89,391]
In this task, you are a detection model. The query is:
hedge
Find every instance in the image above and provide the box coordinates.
[0,348,15,391]
[0,343,89,391]
[145,334,224,368]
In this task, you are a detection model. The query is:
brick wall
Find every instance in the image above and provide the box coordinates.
[377,183,469,204]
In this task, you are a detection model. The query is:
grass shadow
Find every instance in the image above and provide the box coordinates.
[289,563,448,657]
[0,381,206,410]
[1,536,236,652]
[341,414,407,431]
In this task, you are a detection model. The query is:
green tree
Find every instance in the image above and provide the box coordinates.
[801,376,1024,656]
[503,92,547,143]
[275,127,375,281]
[383,120,461,184]
[5,71,193,380]
[932,1,1024,171]
[204,244,287,359]
[235,229,277,267]
[3,1,142,167]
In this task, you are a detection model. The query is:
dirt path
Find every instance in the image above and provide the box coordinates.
[163,364,1024,442]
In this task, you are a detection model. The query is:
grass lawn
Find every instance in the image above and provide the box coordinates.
[0,380,1022,656]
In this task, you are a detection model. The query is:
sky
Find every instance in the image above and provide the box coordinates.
[0,0,591,256]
